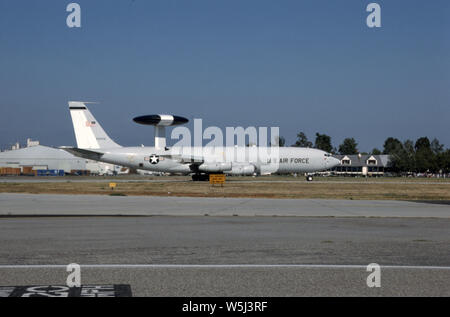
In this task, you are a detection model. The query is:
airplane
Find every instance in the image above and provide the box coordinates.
[62,101,340,181]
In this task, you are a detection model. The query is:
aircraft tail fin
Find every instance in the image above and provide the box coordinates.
[69,101,122,149]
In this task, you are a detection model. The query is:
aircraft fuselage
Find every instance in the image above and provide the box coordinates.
[94,146,339,175]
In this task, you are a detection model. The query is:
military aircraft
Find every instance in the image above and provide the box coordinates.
[63,102,340,181]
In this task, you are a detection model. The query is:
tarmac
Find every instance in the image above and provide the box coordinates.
[0,193,449,296]
[1,193,450,218]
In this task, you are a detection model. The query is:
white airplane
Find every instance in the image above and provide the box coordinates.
[63,102,340,181]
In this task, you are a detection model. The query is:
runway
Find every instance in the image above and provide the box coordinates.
[1,266,449,296]
[0,194,449,296]
[1,193,450,217]
[0,215,449,296]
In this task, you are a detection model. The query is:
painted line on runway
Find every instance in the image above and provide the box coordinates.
[0,285,132,297]
[1,264,450,270]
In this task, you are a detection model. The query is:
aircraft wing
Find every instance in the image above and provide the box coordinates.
[60,147,104,161]
[160,153,204,164]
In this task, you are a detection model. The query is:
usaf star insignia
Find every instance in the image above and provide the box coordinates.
[149,154,160,164]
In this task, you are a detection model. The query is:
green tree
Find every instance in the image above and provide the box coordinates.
[431,138,444,155]
[403,140,416,172]
[371,148,381,155]
[383,137,403,155]
[314,133,333,153]
[415,137,431,152]
[434,138,450,173]
[382,137,410,173]
[415,137,434,172]
[338,138,358,155]
[293,132,312,148]
[268,136,286,147]
[431,138,447,173]
[437,150,450,173]
[273,136,285,147]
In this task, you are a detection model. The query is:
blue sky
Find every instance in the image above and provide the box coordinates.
[0,0,449,151]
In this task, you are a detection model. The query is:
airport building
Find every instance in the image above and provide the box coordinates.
[0,143,116,175]
[330,154,391,176]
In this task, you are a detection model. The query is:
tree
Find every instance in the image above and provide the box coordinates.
[293,132,312,148]
[431,138,444,155]
[314,133,333,153]
[338,138,358,155]
[383,137,403,155]
[415,137,431,152]
[382,137,409,173]
[272,136,285,147]
[415,137,434,172]
[431,138,444,173]
[437,150,450,173]
[371,148,381,155]
[403,139,415,153]
[403,140,416,172]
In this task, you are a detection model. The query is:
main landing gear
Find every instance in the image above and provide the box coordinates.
[306,175,314,182]
[192,174,210,182]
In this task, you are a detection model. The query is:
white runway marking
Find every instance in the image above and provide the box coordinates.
[1,264,450,270]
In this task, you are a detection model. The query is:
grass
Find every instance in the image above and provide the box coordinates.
[7,174,450,183]
[109,192,128,197]
[0,176,449,201]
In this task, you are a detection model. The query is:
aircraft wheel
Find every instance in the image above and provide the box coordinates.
[192,174,210,182]
[306,175,313,182]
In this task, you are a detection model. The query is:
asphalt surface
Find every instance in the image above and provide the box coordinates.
[1,216,449,265]
[1,193,449,296]
[1,193,450,218]
[1,266,449,296]
[0,215,449,296]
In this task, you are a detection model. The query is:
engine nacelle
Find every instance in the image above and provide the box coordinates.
[198,162,232,173]
[229,164,256,176]
[255,164,276,176]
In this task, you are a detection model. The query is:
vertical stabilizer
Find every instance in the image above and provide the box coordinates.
[69,101,121,149]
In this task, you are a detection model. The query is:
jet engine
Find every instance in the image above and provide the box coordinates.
[229,164,256,176]
[197,162,232,173]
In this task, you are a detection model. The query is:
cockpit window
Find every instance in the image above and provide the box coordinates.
[324,153,332,157]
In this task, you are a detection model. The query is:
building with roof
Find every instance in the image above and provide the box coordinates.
[0,145,116,175]
[330,154,391,176]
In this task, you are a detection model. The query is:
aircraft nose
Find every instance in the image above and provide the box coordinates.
[332,157,341,167]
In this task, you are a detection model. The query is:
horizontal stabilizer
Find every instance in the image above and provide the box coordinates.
[61,147,104,161]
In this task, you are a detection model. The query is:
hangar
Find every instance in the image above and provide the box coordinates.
[0,144,113,175]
